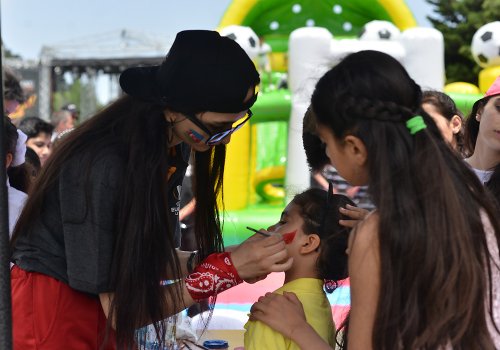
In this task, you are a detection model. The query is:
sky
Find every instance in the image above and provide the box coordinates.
[1,0,435,60]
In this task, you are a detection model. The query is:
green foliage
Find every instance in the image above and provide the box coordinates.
[4,46,21,59]
[426,0,500,85]
[53,78,81,111]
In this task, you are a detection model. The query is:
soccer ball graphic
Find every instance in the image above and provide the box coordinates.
[471,21,500,68]
[220,25,260,60]
[359,20,401,41]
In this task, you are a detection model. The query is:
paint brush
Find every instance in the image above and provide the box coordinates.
[246,226,271,237]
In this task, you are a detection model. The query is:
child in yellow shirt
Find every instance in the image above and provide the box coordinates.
[244,187,354,350]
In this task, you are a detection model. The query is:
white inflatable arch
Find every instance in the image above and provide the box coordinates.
[285,26,444,197]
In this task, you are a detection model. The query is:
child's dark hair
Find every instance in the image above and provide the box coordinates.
[18,116,54,139]
[4,116,31,193]
[291,188,354,287]
[302,107,329,171]
[422,90,465,155]
[4,116,18,157]
[4,67,25,103]
[9,147,41,193]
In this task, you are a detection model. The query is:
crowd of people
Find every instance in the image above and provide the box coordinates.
[2,29,499,350]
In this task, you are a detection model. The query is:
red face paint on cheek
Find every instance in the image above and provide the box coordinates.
[282,230,296,244]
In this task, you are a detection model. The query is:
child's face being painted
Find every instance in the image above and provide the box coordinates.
[268,201,322,280]
[267,202,305,247]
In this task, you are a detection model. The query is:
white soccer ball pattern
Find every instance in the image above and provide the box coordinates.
[359,20,401,41]
[220,25,260,60]
[471,21,500,68]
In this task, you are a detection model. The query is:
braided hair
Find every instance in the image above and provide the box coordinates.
[311,50,500,349]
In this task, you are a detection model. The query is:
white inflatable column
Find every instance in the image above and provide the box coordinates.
[400,28,444,90]
[286,27,333,199]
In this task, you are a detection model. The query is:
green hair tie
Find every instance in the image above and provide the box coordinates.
[406,115,427,135]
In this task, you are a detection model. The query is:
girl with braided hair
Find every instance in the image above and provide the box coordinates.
[250,50,500,349]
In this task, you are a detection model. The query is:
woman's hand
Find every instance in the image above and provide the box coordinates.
[339,204,370,228]
[230,231,293,281]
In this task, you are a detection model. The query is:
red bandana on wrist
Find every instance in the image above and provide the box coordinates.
[185,252,243,301]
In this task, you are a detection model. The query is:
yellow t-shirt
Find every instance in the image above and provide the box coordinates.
[244,278,335,350]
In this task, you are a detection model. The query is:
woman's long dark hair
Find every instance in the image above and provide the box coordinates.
[10,95,226,348]
[464,96,500,207]
[312,50,500,349]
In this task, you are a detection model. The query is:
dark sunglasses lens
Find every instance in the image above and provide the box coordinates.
[205,111,252,145]
[207,131,231,145]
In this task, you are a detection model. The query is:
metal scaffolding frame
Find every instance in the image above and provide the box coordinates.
[37,29,172,119]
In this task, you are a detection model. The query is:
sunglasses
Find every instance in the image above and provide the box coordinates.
[185,109,253,146]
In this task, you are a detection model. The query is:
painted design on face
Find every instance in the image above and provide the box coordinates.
[282,230,297,244]
[187,129,205,143]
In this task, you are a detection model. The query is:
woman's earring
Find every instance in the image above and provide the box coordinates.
[476,114,481,122]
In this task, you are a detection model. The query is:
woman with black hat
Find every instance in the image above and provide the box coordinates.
[10,30,292,349]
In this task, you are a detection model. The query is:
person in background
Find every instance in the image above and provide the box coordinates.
[311,164,374,211]
[464,75,500,206]
[50,109,75,141]
[3,116,28,236]
[10,30,291,350]
[3,67,25,117]
[422,90,465,156]
[251,50,500,349]
[62,103,80,123]
[8,147,41,194]
[18,116,54,166]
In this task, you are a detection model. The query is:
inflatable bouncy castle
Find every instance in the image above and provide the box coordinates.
[206,2,500,332]
[209,0,429,329]
[218,6,500,247]
[218,0,439,245]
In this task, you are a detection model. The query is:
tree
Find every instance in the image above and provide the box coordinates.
[4,47,21,59]
[426,0,500,85]
[53,75,81,112]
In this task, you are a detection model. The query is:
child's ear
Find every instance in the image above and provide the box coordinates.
[300,234,321,254]
[5,153,13,169]
[450,115,462,134]
[343,135,368,167]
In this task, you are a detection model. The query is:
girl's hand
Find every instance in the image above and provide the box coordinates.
[339,204,370,228]
[250,292,333,350]
[250,292,307,339]
[230,231,293,281]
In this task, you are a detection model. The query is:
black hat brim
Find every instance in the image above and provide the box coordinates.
[119,65,162,104]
